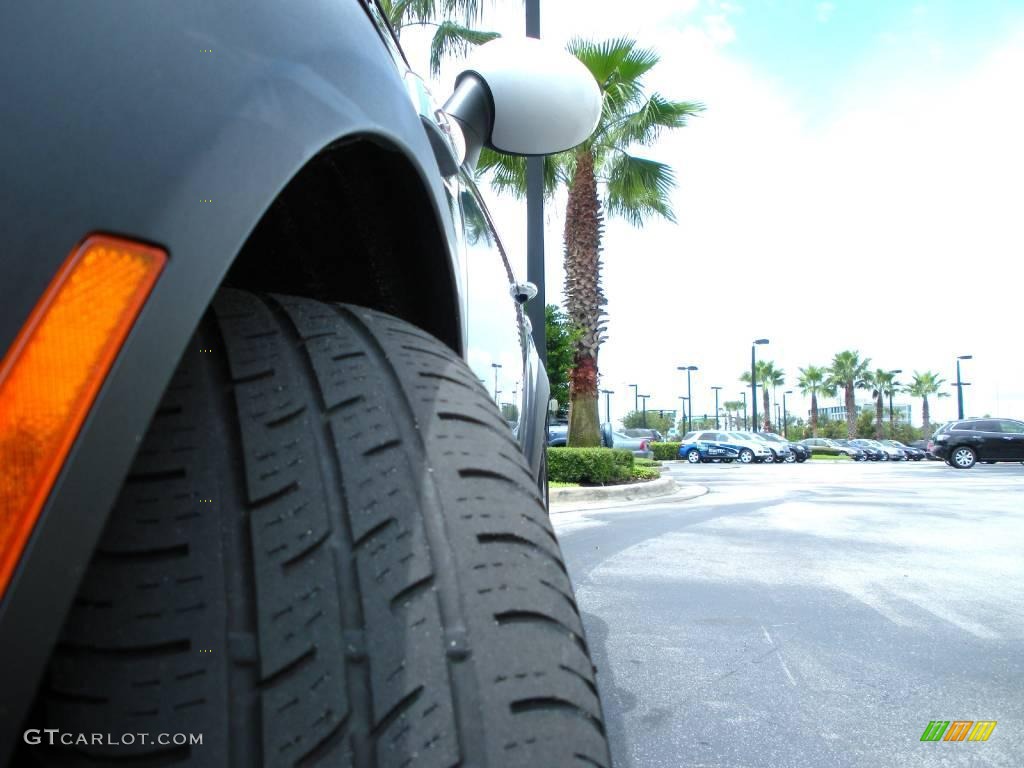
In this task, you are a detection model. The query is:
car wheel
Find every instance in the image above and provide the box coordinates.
[784,454,797,464]
[881,453,889,461]
[686,448,702,464]
[738,448,754,464]
[21,291,610,767]
[951,446,977,469]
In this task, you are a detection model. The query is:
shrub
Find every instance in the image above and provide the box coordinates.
[649,442,682,460]
[547,447,634,484]
[631,466,660,480]
[634,457,658,467]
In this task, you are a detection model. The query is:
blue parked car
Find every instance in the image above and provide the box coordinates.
[678,432,744,464]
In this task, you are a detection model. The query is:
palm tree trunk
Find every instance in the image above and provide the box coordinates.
[810,392,819,436]
[564,149,605,447]
[762,386,771,431]
[874,394,883,439]
[845,384,856,438]
[922,396,931,436]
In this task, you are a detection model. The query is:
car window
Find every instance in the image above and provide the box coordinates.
[971,420,999,433]
[682,432,697,441]
[951,422,975,431]
[996,420,1024,434]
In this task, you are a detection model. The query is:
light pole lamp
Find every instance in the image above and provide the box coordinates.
[711,386,723,428]
[600,388,614,425]
[751,339,769,432]
[677,365,698,431]
[638,394,650,427]
[629,383,639,415]
[955,355,972,419]
[740,391,748,430]
[887,369,902,435]
[491,362,502,402]
[783,390,792,439]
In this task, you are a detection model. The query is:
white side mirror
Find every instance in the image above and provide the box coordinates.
[510,281,538,304]
[444,37,602,165]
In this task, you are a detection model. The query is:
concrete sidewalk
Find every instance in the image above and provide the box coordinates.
[549,477,708,512]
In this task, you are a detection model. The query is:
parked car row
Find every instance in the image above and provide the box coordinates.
[797,437,926,461]
[677,430,809,464]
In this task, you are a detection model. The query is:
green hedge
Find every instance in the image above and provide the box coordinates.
[547,447,634,484]
[631,466,660,480]
[649,442,682,460]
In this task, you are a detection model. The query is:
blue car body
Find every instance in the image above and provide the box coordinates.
[678,438,743,463]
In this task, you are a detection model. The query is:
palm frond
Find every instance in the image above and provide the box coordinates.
[476,149,567,199]
[604,94,705,147]
[429,22,499,76]
[603,152,677,226]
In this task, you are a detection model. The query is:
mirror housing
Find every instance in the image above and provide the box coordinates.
[510,281,538,305]
[444,37,601,167]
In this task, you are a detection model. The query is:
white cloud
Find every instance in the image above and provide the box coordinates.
[817,2,837,24]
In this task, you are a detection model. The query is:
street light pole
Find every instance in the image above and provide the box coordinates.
[783,390,792,439]
[751,339,769,432]
[524,0,545,366]
[955,355,972,419]
[629,383,638,416]
[711,386,723,428]
[679,396,687,432]
[600,388,614,425]
[491,362,502,402]
[677,365,698,431]
[639,394,650,427]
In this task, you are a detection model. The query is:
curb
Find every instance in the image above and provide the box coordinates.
[549,475,678,506]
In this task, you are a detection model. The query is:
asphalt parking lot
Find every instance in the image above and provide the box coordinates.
[552,460,1024,768]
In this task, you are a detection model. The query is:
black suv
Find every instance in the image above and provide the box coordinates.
[0,5,609,765]
[929,418,1024,468]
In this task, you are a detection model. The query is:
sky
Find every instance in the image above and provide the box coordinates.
[402,0,1024,428]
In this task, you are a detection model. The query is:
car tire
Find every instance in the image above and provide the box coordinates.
[784,454,797,464]
[686,448,702,464]
[20,290,610,768]
[951,446,977,469]
[763,453,775,464]
[738,448,754,464]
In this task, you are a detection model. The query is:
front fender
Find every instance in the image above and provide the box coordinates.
[0,1,462,755]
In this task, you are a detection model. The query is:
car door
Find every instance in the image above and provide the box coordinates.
[457,175,530,439]
[994,419,1024,460]
[966,420,1002,459]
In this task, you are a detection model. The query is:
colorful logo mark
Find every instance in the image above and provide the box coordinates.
[921,721,997,742]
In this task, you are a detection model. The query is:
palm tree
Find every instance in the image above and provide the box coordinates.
[722,400,744,430]
[908,371,949,436]
[827,351,871,439]
[481,38,703,446]
[740,360,784,431]
[865,368,897,439]
[797,365,831,437]
[884,376,902,437]
[379,0,499,76]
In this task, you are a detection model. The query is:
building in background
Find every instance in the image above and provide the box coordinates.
[812,403,914,425]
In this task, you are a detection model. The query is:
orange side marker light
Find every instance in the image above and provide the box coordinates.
[0,235,166,598]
